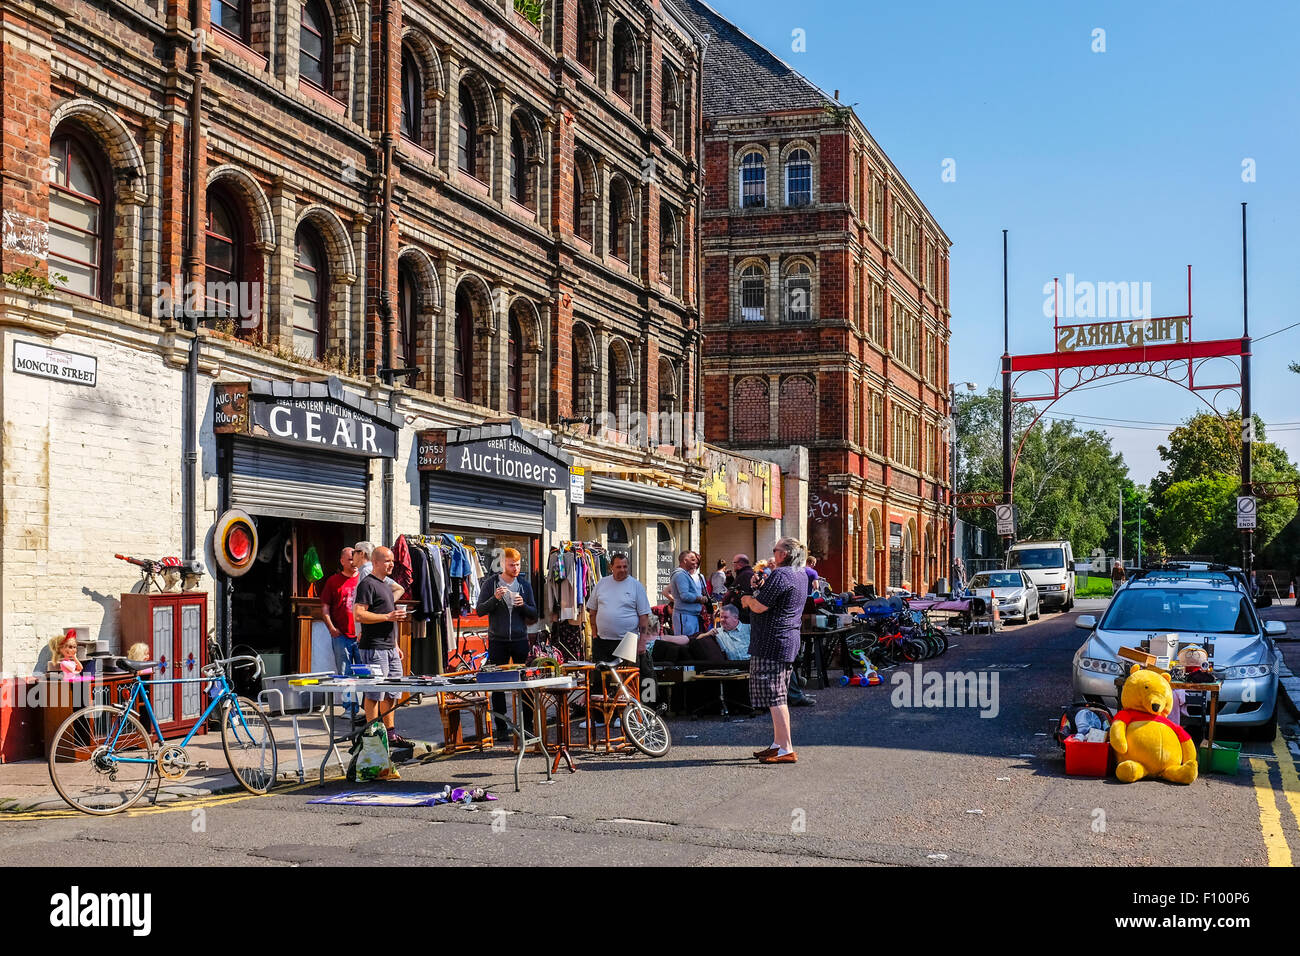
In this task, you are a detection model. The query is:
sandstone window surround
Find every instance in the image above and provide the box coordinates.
[606,172,637,268]
[603,336,638,439]
[451,275,493,407]
[400,33,444,159]
[212,0,251,45]
[575,0,602,79]
[658,201,681,298]
[571,320,599,422]
[289,205,356,362]
[609,19,642,114]
[777,374,816,443]
[782,257,815,323]
[736,147,766,209]
[208,165,276,340]
[506,295,545,421]
[660,61,683,150]
[731,374,770,443]
[396,244,442,393]
[507,107,545,218]
[782,142,815,208]
[47,103,148,314]
[572,146,599,246]
[735,259,767,323]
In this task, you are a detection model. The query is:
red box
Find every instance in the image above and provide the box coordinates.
[1064,737,1111,777]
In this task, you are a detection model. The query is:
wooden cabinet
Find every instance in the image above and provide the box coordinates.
[120,593,209,737]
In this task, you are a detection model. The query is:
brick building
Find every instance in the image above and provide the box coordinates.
[679,0,953,593]
[0,0,718,675]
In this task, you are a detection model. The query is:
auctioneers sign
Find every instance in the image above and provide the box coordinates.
[1056,317,1190,353]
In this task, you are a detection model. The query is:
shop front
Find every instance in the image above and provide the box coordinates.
[212,377,400,676]
[575,476,703,601]
[415,420,570,671]
[699,446,784,585]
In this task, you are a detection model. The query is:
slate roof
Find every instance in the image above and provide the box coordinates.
[247,375,403,428]
[671,0,835,116]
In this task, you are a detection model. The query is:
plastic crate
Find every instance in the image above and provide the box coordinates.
[1197,740,1242,775]
[1064,737,1111,777]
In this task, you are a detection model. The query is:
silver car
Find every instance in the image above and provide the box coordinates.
[1071,577,1285,738]
[966,570,1040,624]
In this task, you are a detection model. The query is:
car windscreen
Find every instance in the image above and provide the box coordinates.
[1101,588,1257,634]
[971,572,1023,589]
[1007,548,1065,570]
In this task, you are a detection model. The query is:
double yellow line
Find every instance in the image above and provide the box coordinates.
[1248,737,1300,866]
[0,777,332,822]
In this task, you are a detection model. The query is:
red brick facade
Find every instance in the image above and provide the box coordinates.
[681,0,952,593]
[1,0,702,448]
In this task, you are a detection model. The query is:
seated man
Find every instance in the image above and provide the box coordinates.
[699,604,750,661]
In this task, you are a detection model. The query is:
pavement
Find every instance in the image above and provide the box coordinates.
[6,599,1300,867]
[1261,601,1300,716]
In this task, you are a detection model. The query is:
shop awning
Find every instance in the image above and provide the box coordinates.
[587,476,705,515]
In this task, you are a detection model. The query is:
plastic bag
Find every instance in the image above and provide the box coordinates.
[348,720,399,782]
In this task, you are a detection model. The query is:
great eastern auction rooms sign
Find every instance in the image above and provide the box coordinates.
[418,428,566,489]
[214,382,398,458]
[13,341,97,387]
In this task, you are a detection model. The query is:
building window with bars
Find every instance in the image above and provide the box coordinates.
[740,264,767,322]
[740,150,766,208]
[785,148,812,207]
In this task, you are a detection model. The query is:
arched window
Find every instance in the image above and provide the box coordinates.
[204,191,241,318]
[740,264,766,322]
[300,0,331,91]
[213,0,250,42]
[507,314,523,416]
[660,64,678,147]
[612,25,635,103]
[785,262,812,321]
[292,225,328,359]
[510,121,528,205]
[454,284,475,401]
[606,344,621,427]
[607,518,629,549]
[865,518,876,585]
[785,148,812,207]
[608,180,630,262]
[458,83,478,177]
[659,203,678,295]
[400,45,421,142]
[48,131,109,300]
[740,151,765,208]
[573,165,586,239]
[397,264,418,368]
[576,0,598,74]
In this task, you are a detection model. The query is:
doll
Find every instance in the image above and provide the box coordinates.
[48,631,83,676]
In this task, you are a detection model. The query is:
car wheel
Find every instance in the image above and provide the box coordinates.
[1031,604,1040,621]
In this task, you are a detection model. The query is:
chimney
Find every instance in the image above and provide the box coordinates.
[834,90,840,101]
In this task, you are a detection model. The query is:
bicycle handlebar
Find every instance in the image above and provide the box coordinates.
[203,654,264,681]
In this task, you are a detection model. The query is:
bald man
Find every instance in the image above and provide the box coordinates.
[353,545,412,746]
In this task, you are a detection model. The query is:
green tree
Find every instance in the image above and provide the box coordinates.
[1150,412,1298,560]
[954,389,1130,557]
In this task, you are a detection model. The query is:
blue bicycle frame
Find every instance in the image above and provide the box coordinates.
[105,670,257,764]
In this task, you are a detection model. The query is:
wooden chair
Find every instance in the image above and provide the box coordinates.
[586,665,640,753]
[437,671,493,753]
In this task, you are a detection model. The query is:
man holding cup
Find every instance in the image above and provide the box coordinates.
[476,547,539,738]
[353,545,414,747]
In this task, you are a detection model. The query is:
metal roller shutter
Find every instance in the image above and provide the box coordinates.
[426,474,544,535]
[230,440,369,523]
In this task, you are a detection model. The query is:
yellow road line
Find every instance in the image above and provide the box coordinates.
[1270,735,1300,830]
[1248,757,1292,867]
[0,776,341,822]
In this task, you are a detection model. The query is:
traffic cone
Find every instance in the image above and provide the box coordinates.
[990,589,1001,630]
[1290,582,1296,600]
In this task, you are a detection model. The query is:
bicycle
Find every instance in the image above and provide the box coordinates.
[47,653,278,815]
[593,659,672,757]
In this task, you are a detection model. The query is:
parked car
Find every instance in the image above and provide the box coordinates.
[1006,540,1075,611]
[965,570,1040,623]
[1071,576,1285,739]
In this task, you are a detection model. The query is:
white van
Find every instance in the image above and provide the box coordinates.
[1005,540,1075,611]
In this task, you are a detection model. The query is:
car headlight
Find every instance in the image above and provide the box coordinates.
[1080,657,1125,676]
[1220,664,1273,681]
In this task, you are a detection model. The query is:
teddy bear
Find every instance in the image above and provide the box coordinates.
[1109,664,1198,784]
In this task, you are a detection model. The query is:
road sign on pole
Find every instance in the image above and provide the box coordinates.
[995,504,1016,537]
[1236,496,1256,529]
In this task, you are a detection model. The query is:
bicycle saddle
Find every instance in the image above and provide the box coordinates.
[119,659,158,673]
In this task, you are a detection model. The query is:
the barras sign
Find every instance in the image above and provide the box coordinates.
[214,382,397,458]
[1056,317,1190,353]
[418,428,565,489]
[13,341,97,386]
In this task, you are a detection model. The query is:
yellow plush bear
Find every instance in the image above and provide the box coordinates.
[1109,665,1198,784]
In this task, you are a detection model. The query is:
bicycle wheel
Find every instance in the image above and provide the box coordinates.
[623,702,672,757]
[48,706,156,815]
[220,696,278,795]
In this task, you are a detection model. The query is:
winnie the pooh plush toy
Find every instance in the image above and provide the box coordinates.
[1109,665,1197,783]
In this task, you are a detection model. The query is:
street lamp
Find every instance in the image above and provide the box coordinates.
[949,382,977,588]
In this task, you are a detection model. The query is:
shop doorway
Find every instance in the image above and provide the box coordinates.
[228,515,361,676]
[656,522,675,600]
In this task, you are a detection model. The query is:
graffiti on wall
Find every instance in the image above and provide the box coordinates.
[808,493,840,522]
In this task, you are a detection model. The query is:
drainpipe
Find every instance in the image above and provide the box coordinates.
[378,0,396,545]
[691,31,708,462]
[183,3,207,572]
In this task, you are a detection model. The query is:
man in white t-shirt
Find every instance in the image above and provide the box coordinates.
[586,553,652,664]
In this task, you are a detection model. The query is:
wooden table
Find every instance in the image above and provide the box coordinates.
[1170,680,1221,751]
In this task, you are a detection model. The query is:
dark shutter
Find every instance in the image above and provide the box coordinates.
[426,474,544,535]
[229,439,368,523]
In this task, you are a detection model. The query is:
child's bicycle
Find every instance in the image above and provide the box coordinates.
[47,653,277,815]
[594,659,672,757]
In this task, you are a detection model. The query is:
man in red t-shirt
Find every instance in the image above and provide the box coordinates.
[320,547,360,715]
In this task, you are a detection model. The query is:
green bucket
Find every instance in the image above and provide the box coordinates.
[1197,740,1242,775]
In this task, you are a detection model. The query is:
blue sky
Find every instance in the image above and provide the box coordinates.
[703,0,1300,482]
